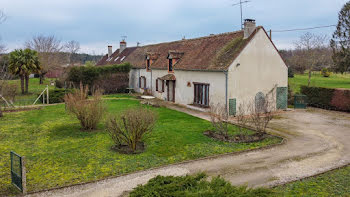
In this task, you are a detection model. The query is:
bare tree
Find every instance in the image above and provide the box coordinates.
[25,35,64,84]
[294,32,328,86]
[0,10,7,54]
[65,40,80,66]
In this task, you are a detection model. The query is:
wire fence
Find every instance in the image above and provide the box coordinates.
[0,87,49,111]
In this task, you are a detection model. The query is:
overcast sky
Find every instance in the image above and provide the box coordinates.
[0,0,348,55]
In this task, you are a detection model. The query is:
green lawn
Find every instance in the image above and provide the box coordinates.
[6,78,56,106]
[274,165,350,197]
[0,98,281,196]
[289,73,350,93]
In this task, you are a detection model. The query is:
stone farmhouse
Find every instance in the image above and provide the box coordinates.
[96,19,288,115]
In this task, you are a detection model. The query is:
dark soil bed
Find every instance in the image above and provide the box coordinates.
[203,130,267,143]
[111,142,145,154]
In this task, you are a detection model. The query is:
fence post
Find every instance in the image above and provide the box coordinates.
[46,85,49,104]
[21,156,27,195]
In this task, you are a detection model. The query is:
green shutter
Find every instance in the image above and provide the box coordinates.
[277,87,288,110]
[229,98,237,116]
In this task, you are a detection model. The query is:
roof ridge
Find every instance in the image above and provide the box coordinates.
[139,30,244,48]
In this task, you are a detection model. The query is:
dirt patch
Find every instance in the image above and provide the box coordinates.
[203,130,267,143]
[111,142,145,154]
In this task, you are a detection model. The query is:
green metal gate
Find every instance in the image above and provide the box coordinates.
[294,94,307,109]
[10,151,24,192]
[276,87,288,110]
[229,98,236,116]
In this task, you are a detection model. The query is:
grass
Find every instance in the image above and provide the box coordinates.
[289,72,350,93]
[0,98,281,196]
[4,78,57,106]
[273,165,350,197]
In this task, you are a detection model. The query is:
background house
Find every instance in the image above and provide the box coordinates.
[97,19,288,115]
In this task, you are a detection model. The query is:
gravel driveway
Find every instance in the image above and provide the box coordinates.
[27,108,350,197]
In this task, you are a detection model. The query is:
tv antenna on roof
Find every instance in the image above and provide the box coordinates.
[121,36,127,41]
[232,0,251,30]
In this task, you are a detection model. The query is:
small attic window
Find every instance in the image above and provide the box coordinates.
[146,59,150,71]
[168,59,173,72]
[114,57,120,61]
[120,56,126,62]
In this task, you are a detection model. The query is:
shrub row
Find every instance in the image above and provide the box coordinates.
[129,173,273,197]
[300,85,350,111]
[38,89,74,104]
[67,63,131,89]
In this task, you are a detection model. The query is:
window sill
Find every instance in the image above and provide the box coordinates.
[191,103,210,108]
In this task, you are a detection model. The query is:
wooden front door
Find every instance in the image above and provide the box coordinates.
[167,81,175,102]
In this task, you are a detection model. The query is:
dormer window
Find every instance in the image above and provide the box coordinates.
[168,59,173,72]
[146,58,150,71]
[114,57,120,61]
[120,56,126,62]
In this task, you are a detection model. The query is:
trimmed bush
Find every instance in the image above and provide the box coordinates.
[38,89,74,104]
[321,68,331,77]
[288,67,294,78]
[55,79,64,88]
[129,173,274,197]
[300,85,350,111]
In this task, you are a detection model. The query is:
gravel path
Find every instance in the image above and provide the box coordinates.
[27,107,350,197]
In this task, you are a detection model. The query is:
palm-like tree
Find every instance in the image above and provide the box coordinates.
[8,49,41,94]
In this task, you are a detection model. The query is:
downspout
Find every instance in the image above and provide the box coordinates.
[138,69,140,91]
[224,71,228,114]
[151,69,153,92]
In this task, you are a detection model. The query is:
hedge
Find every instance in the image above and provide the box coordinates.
[300,85,350,111]
[67,63,131,87]
[38,89,74,104]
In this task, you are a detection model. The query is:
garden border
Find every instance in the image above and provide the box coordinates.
[22,132,286,195]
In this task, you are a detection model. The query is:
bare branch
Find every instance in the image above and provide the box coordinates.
[25,35,64,83]
[64,40,80,66]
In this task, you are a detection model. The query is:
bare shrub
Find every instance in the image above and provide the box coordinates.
[0,82,17,102]
[106,108,157,153]
[209,104,229,138]
[64,84,105,130]
[247,93,274,135]
[236,102,250,135]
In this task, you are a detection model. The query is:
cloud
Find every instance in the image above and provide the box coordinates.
[0,0,348,54]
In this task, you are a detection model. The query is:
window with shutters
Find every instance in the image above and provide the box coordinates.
[156,79,158,91]
[139,76,146,89]
[193,83,209,107]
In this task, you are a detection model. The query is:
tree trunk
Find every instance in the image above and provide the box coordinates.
[0,108,3,118]
[39,74,44,84]
[308,70,312,87]
[20,75,25,94]
[25,75,29,94]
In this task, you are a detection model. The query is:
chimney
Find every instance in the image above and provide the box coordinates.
[243,19,256,39]
[120,39,127,53]
[108,45,112,58]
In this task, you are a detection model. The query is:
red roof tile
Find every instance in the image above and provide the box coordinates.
[97,27,263,71]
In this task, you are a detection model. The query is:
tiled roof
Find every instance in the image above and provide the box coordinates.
[96,47,137,66]
[97,27,262,71]
[159,74,176,81]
